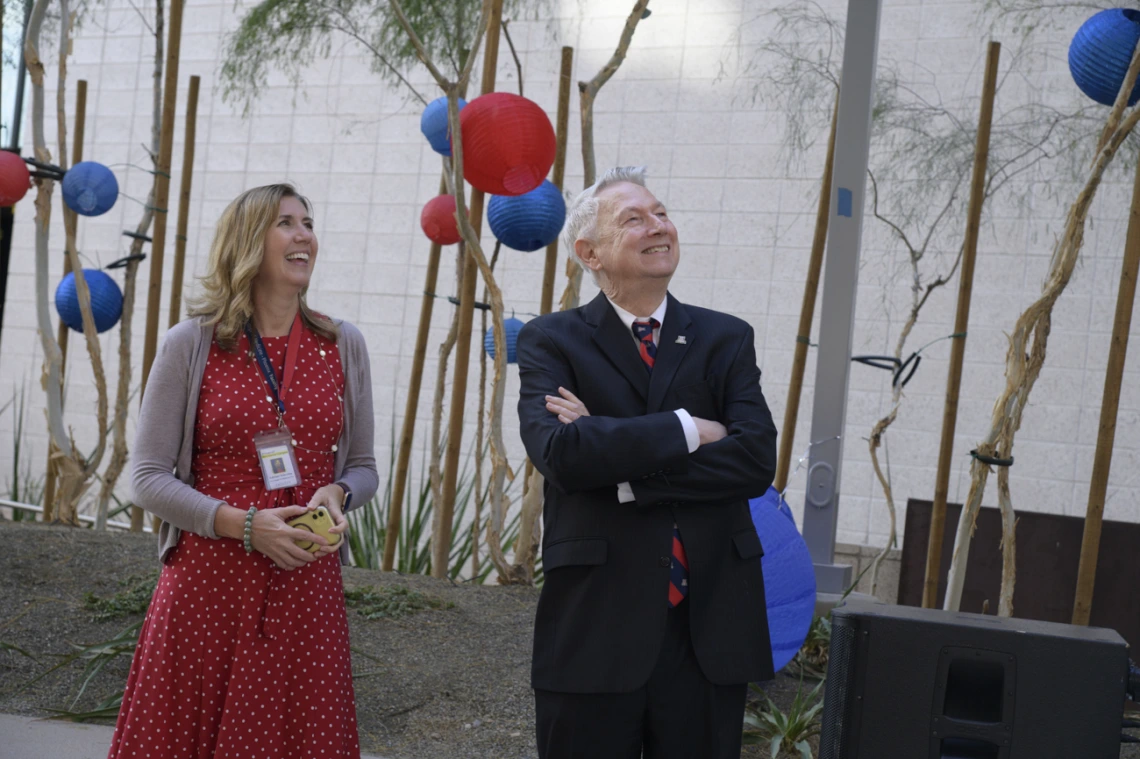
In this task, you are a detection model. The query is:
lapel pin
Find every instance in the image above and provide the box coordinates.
[675,336,687,345]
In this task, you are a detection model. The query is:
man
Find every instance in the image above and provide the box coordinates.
[516,166,778,759]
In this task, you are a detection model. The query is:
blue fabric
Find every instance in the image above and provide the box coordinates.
[487,180,566,252]
[1069,9,1140,106]
[420,97,467,156]
[54,269,123,333]
[483,317,525,364]
[61,162,118,217]
[749,486,816,672]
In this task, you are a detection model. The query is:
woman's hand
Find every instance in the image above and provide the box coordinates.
[250,505,329,570]
[307,484,349,557]
[546,387,590,424]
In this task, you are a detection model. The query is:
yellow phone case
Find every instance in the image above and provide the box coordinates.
[287,507,342,553]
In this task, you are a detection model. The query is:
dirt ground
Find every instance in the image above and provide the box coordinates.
[7,522,1132,758]
[0,521,813,758]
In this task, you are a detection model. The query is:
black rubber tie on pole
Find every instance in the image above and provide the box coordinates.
[971,449,1014,467]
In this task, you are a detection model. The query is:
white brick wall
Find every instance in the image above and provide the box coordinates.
[1,0,1136,550]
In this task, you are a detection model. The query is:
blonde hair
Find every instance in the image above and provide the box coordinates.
[188,183,337,351]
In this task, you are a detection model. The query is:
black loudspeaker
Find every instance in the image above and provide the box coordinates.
[819,600,1129,759]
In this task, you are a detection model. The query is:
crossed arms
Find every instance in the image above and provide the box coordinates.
[516,322,777,506]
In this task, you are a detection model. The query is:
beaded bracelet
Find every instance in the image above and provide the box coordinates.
[243,506,257,553]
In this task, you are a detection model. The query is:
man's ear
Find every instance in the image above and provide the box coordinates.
[574,237,604,273]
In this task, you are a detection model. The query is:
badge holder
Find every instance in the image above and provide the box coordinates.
[253,427,302,491]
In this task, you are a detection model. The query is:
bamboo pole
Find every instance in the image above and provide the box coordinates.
[138,0,183,396]
[773,91,838,494]
[433,0,503,579]
[386,47,474,573]
[922,42,1000,608]
[1072,138,1140,625]
[41,78,85,522]
[96,0,164,532]
[512,45,577,577]
[558,0,649,312]
[383,175,447,572]
[944,43,1140,615]
[133,0,182,531]
[167,74,198,328]
[540,46,573,315]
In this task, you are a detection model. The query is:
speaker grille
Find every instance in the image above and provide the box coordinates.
[819,621,857,759]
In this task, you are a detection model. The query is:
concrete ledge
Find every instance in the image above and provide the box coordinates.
[0,714,391,759]
[815,590,879,618]
[834,542,902,604]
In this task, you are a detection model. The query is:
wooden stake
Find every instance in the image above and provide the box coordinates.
[41,78,85,522]
[133,0,182,531]
[139,0,183,396]
[1072,137,1140,625]
[773,91,837,494]
[510,46,576,537]
[924,41,1000,608]
[558,0,649,312]
[167,74,198,328]
[383,175,447,572]
[540,46,573,315]
[433,0,503,579]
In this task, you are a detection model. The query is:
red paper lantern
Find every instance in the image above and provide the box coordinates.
[420,194,462,245]
[459,92,556,197]
[0,151,30,206]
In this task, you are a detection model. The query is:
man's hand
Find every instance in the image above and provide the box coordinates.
[693,417,727,446]
[546,387,591,425]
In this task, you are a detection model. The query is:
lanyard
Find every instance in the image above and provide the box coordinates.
[245,312,304,416]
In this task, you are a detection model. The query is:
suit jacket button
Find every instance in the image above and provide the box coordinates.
[659,556,671,568]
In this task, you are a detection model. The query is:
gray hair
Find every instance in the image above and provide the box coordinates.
[563,166,649,279]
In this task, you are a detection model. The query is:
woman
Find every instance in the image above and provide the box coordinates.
[109,184,378,758]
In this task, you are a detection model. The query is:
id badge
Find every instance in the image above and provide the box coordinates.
[253,427,302,491]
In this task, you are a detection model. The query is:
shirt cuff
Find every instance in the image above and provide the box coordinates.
[617,482,635,503]
[674,408,700,453]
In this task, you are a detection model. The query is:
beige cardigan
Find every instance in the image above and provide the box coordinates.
[131,317,379,562]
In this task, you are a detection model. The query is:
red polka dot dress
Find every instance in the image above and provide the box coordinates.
[108,325,361,759]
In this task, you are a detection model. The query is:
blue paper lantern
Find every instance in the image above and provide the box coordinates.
[61,161,119,216]
[54,269,123,333]
[483,317,525,364]
[749,486,817,673]
[487,180,567,252]
[1069,9,1140,106]
[420,96,467,156]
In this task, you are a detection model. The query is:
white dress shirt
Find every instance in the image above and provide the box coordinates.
[605,295,701,503]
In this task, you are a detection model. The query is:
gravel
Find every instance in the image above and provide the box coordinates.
[5,522,1130,758]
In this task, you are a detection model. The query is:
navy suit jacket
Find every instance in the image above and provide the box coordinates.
[517,290,778,693]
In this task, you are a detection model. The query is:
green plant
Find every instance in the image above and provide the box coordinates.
[345,431,528,583]
[82,572,159,622]
[792,616,831,680]
[743,678,825,758]
[25,619,142,720]
[3,383,45,517]
[343,585,454,620]
[0,640,38,662]
[219,0,550,114]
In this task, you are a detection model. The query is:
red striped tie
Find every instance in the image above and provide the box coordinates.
[632,319,689,607]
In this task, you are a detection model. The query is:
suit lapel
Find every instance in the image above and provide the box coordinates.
[586,292,650,402]
[647,294,694,413]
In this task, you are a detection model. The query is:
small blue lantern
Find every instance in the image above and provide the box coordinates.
[54,268,123,333]
[749,486,817,672]
[487,180,566,252]
[61,161,119,216]
[420,96,467,156]
[483,317,525,364]
[1069,9,1140,106]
